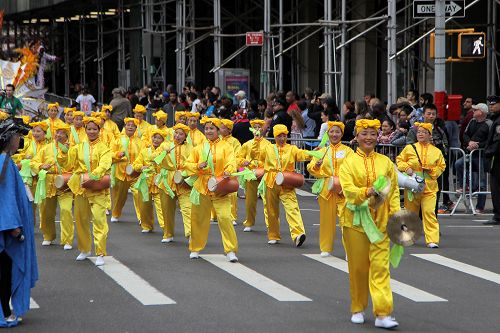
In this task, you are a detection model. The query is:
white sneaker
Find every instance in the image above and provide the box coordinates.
[351,312,365,324]
[374,316,399,329]
[162,237,174,243]
[295,234,306,247]
[226,251,238,263]
[76,252,91,261]
[189,252,200,259]
[105,209,110,216]
[110,216,119,223]
[5,314,18,323]
[243,227,252,232]
[63,244,73,250]
[41,240,52,246]
[427,242,439,248]
[320,251,331,257]
[268,239,278,245]
[95,255,105,266]
[141,229,152,233]
[232,220,237,226]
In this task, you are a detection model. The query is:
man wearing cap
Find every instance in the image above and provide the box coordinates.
[455,103,491,214]
[110,87,132,131]
[484,96,500,225]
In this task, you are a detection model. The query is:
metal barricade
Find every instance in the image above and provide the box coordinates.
[467,149,491,215]
[375,144,404,162]
[442,147,467,215]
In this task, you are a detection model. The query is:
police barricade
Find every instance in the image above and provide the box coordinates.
[466,149,491,215]
[441,147,467,216]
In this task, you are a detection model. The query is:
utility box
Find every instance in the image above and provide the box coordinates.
[447,94,463,121]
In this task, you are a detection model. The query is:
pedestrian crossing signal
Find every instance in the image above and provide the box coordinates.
[458,32,486,59]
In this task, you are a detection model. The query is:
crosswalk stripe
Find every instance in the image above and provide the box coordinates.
[412,254,500,285]
[30,298,40,309]
[88,256,176,305]
[202,254,312,302]
[295,189,315,197]
[304,254,447,302]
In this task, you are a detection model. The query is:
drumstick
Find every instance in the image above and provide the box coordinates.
[320,145,330,160]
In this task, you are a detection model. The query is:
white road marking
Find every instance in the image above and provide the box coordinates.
[472,220,489,222]
[295,189,316,197]
[30,298,40,309]
[301,208,320,212]
[88,256,176,305]
[304,254,447,302]
[202,254,312,302]
[412,254,500,285]
[446,225,493,228]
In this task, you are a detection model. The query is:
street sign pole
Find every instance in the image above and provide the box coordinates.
[435,0,446,92]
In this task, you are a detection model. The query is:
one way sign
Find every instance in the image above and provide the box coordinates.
[413,0,465,18]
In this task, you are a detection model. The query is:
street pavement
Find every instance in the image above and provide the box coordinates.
[20,188,500,333]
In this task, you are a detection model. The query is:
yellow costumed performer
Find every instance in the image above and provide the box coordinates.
[44,102,65,141]
[130,104,151,139]
[237,119,271,231]
[100,105,121,140]
[186,112,206,147]
[175,111,188,125]
[184,117,239,262]
[64,107,76,125]
[307,121,352,257]
[91,112,115,145]
[69,111,87,146]
[156,123,193,241]
[110,117,143,223]
[30,123,74,249]
[66,117,112,266]
[396,122,445,248]
[145,110,173,145]
[339,119,400,329]
[253,124,312,246]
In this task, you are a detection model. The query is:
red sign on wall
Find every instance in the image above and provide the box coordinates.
[246,32,264,46]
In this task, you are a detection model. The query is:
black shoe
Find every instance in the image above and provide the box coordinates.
[295,234,306,247]
[482,219,500,225]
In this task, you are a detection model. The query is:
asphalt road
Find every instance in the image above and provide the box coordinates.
[18,188,500,333]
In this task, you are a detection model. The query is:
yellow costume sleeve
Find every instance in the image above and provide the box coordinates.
[339,155,370,205]
[426,147,446,180]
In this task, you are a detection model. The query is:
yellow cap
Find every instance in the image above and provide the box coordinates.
[73,111,85,118]
[54,123,71,134]
[101,105,113,112]
[175,111,187,121]
[64,107,76,114]
[355,119,381,134]
[414,122,433,134]
[150,128,168,139]
[250,119,265,127]
[29,121,49,132]
[220,119,234,131]
[133,104,147,114]
[83,117,101,127]
[124,117,140,126]
[153,110,168,121]
[173,123,190,134]
[200,117,221,128]
[273,124,289,137]
[17,115,31,124]
[47,102,59,110]
[327,121,345,134]
[186,112,200,119]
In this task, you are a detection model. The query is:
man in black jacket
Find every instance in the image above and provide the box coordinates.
[269,99,292,137]
[484,95,500,224]
[454,103,491,213]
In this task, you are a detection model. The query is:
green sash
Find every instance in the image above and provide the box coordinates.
[20,159,33,185]
[389,244,404,268]
[83,142,99,180]
[34,169,48,204]
[71,126,80,144]
[346,200,384,244]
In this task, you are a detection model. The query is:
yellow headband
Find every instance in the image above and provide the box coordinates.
[250,119,265,127]
[83,117,101,127]
[355,119,381,134]
[187,112,200,119]
[64,107,76,114]
[101,105,113,112]
[91,111,107,119]
[327,121,345,134]
[414,122,433,133]
[29,121,49,132]
[220,119,234,131]
[273,124,289,137]
[150,128,167,139]
[124,117,140,126]
[200,117,221,128]
[54,123,71,134]
[47,102,59,110]
[73,111,85,118]
[133,104,147,114]
[173,123,190,134]
[0,111,9,121]
[153,110,168,121]
[175,111,187,121]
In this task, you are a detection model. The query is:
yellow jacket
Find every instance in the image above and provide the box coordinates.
[99,127,115,146]
[65,138,112,196]
[132,145,159,194]
[15,138,46,161]
[187,128,206,147]
[221,135,241,154]
[111,134,144,182]
[30,142,69,198]
[339,149,400,233]
[103,119,121,140]
[396,142,446,194]
[237,137,271,169]
[307,142,352,200]
[158,141,193,195]
[184,138,237,196]
[44,117,66,141]
[69,126,87,146]
[254,142,312,189]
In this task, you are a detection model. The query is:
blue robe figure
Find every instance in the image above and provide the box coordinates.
[0,153,38,327]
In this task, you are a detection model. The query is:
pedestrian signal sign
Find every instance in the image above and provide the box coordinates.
[458,32,486,59]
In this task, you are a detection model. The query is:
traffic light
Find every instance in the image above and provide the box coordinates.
[458,32,486,59]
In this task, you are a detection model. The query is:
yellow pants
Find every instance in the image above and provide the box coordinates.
[137,195,154,231]
[243,180,269,228]
[58,191,74,246]
[211,192,237,222]
[342,227,393,316]
[318,194,344,253]
[405,191,439,244]
[112,178,141,221]
[189,193,238,254]
[74,194,109,256]
[39,196,57,242]
[165,192,192,238]
[265,185,305,242]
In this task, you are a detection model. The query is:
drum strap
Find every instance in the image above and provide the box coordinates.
[410,144,423,166]
[32,141,37,156]
[51,143,61,174]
